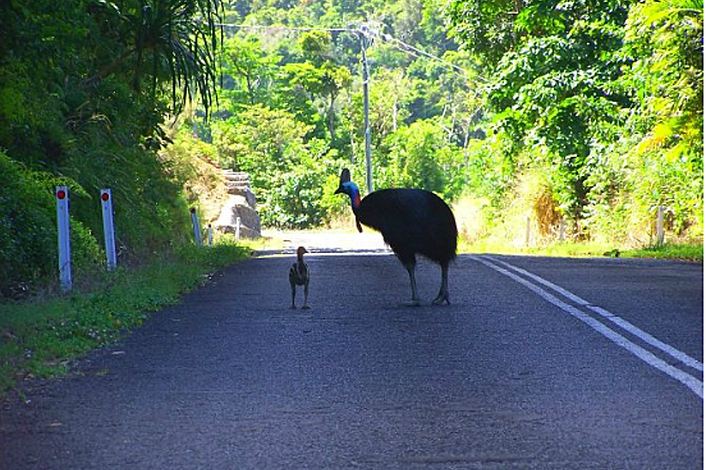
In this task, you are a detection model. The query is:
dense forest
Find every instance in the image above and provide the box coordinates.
[0,0,702,296]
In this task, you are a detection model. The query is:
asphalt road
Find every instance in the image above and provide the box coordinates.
[1,239,702,469]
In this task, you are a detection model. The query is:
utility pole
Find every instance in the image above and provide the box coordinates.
[462,117,471,185]
[359,24,374,194]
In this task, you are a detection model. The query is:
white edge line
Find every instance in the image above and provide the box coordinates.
[484,256,704,373]
[474,256,703,399]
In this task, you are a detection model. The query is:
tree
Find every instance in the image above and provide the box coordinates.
[211,104,344,228]
[446,0,702,241]
[447,0,630,220]
[282,61,352,143]
[383,119,463,200]
[614,0,704,235]
[212,104,312,187]
[445,0,525,64]
[86,0,225,115]
[221,36,279,106]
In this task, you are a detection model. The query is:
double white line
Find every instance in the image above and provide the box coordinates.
[473,255,704,399]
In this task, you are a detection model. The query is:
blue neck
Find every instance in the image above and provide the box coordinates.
[343,182,361,209]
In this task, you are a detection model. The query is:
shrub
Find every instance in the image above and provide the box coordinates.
[0,151,102,297]
[0,151,56,295]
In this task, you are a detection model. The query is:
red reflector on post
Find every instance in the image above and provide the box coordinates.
[57,190,66,200]
[101,192,110,201]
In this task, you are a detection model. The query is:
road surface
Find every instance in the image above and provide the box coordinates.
[1,234,702,469]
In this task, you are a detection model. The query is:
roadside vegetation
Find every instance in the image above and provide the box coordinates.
[1,0,701,298]
[186,0,702,251]
[460,240,703,262]
[0,242,251,395]
[621,243,703,262]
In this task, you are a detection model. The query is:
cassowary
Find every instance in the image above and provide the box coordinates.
[334,169,457,305]
[289,246,310,309]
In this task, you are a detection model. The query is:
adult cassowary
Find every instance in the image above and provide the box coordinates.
[334,169,457,305]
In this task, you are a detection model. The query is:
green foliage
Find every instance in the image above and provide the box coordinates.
[620,0,703,237]
[462,1,630,220]
[0,241,251,394]
[263,152,341,228]
[193,0,696,246]
[298,30,336,65]
[212,104,346,228]
[623,243,703,262]
[3,0,700,298]
[281,60,352,143]
[0,153,57,295]
[0,1,227,294]
[382,119,464,200]
[462,136,515,210]
[221,36,280,106]
[213,104,313,180]
[0,152,101,296]
[447,0,702,244]
[199,1,481,226]
[86,0,225,116]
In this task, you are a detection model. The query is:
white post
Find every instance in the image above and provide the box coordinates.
[559,219,566,242]
[56,186,72,292]
[207,224,214,246]
[100,189,117,270]
[656,205,665,246]
[190,208,203,246]
[525,215,531,247]
[235,217,241,240]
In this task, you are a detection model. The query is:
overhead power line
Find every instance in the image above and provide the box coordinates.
[379,33,486,83]
[213,21,483,82]
[213,21,485,191]
[215,23,352,33]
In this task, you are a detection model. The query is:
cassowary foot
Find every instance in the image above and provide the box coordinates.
[301,305,311,310]
[403,299,422,307]
[290,305,297,310]
[431,293,450,306]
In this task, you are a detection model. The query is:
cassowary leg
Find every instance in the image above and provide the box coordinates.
[404,260,421,307]
[290,283,297,309]
[432,262,450,306]
[302,281,310,309]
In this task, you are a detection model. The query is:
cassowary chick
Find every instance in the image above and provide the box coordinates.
[289,246,310,309]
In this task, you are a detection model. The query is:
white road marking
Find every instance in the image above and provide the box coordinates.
[485,256,704,373]
[473,256,703,399]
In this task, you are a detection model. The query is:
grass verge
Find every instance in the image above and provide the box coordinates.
[622,243,703,261]
[461,239,703,262]
[0,241,251,396]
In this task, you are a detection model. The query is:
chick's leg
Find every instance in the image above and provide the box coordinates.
[290,282,297,309]
[302,280,310,309]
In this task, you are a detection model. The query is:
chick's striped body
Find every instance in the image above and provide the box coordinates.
[289,247,310,309]
[289,259,309,286]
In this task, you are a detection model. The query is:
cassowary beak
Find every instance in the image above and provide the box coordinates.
[334,186,343,195]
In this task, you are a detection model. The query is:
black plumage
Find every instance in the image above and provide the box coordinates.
[289,246,310,309]
[334,169,457,305]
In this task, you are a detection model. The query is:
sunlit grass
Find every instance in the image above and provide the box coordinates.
[237,234,285,252]
[460,238,702,261]
[461,239,614,258]
[623,243,703,261]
